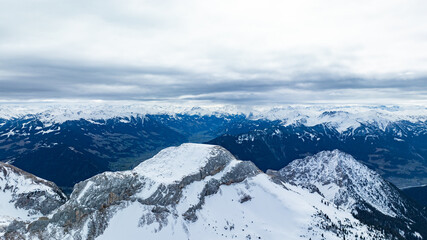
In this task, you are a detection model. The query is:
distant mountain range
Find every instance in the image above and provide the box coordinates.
[1,144,426,239]
[0,104,426,194]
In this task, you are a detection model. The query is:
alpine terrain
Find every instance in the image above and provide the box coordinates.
[0,162,67,231]
[1,104,427,194]
[1,144,426,239]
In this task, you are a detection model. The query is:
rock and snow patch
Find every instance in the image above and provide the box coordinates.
[273,150,407,217]
[0,162,66,229]
[269,149,427,240]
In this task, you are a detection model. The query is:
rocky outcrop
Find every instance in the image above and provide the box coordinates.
[0,162,66,236]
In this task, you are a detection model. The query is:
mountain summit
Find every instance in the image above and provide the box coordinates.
[273,150,404,216]
[269,150,427,239]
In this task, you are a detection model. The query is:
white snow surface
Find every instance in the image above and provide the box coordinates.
[133,143,221,184]
[0,103,426,132]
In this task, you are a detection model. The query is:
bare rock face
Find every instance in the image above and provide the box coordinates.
[0,162,67,232]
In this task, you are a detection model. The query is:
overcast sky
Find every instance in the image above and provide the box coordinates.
[0,0,426,105]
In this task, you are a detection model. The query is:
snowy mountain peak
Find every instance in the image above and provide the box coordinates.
[0,162,66,228]
[268,150,427,239]
[279,149,373,187]
[273,150,408,218]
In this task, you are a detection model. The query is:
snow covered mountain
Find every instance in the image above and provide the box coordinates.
[0,162,66,230]
[2,144,426,239]
[270,150,405,216]
[403,185,427,208]
[268,150,427,239]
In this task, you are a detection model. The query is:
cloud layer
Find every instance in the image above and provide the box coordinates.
[0,0,426,104]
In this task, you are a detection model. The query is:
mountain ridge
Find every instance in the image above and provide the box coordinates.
[2,144,426,239]
[2,106,427,191]
[268,149,427,239]
[1,104,426,132]
[0,162,67,230]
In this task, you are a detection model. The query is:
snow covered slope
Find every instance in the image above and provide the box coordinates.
[269,150,427,239]
[4,143,420,240]
[0,162,66,230]
[272,150,405,216]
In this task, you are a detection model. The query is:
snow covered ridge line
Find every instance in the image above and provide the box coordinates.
[0,103,426,127]
[0,103,244,123]
[270,150,406,217]
[0,162,67,227]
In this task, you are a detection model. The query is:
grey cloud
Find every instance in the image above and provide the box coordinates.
[0,57,426,104]
[1,0,426,104]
